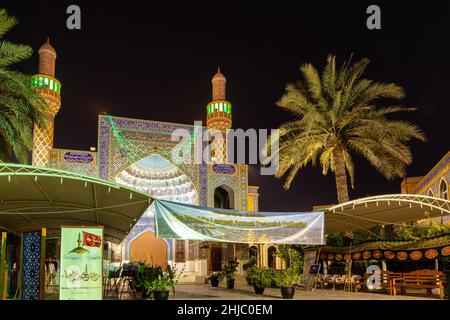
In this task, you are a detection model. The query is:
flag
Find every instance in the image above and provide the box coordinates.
[82,231,101,247]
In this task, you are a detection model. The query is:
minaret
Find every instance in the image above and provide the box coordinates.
[31,38,61,167]
[206,68,232,163]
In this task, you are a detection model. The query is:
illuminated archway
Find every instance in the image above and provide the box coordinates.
[116,154,199,265]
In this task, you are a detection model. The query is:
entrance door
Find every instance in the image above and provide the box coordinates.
[210,246,222,271]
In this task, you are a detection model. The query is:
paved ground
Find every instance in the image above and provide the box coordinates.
[167,283,435,300]
[44,282,438,300]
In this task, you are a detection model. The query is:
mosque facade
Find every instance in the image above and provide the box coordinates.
[30,40,278,282]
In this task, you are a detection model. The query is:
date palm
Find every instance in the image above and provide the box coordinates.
[0,8,46,163]
[267,54,425,203]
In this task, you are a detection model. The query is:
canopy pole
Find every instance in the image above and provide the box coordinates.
[0,232,6,300]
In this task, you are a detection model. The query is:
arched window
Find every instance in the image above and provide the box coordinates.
[428,189,434,197]
[439,179,448,200]
[268,246,277,269]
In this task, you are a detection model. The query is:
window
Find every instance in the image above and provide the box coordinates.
[439,179,448,200]
[428,189,434,197]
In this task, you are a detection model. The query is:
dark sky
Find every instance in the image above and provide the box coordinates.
[3,1,450,211]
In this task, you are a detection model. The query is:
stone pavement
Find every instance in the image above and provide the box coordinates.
[167,283,436,300]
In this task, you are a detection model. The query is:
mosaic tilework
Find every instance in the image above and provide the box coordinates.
[22,231,42,300]
[98,115,208,206]
[49,148,98,177]
[207,164,248,211]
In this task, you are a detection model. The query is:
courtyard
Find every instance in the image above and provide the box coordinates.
[108,282,436,300]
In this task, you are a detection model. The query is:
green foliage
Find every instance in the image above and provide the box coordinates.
[245,267,274,288]
[273,245,304,273]
[0,9,47,163]
[134,262,185,295]
[243,256,257,271]
[207,272,224,282]
[222,258,239,280]
[264,54,425,203]
[392,213,450,241]
[273,268,300,288]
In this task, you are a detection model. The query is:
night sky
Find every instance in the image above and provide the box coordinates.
[3,1,450,211]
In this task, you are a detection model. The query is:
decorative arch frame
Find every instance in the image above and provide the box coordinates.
[98,115,208,205]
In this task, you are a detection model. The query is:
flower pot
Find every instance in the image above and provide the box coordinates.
[211,279,220,287]
[142,291,151,299]
[153,290,169,300]
[280,287,295,299]
[253,286,265,294]
[226,278,235,289]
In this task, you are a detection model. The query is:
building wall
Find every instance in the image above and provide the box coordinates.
[401,150,450,223]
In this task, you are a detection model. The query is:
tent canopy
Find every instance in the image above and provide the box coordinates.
[0,163,153,243]
[322,194,450,234]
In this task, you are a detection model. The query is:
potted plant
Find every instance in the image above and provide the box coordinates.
[246,267,273,294]
[223,258,239,289]
[208,272,223,287]
[146,274,172,300]
[145,265,185,300]
[274,268,300,299]
[243,256,257,286]
[134,263,163,299]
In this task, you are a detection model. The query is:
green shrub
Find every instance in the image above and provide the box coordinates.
[273,268,300,288]
[246,267,273,288]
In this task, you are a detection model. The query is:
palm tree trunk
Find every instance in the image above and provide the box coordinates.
[333,148,349,204]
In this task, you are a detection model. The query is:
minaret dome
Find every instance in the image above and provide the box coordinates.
[38,37,57,77]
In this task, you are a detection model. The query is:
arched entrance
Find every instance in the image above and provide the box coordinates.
[129,231,168,268]
[214,185,234,209]
[116,154,198,267]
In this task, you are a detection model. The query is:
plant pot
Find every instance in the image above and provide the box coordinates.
[211,279,220,287]
[142,291,151,299]
[226,278,235,289]
[253,286,265,294]
[153,290,169,300]
[280,287,295,299]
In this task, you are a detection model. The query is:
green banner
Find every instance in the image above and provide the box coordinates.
[59,227,103,300]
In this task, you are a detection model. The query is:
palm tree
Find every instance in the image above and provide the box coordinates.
[267,54,425,204]
[0,8,46,163]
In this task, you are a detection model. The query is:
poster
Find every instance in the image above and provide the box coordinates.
[154,199,325,245]
[59,227,103,300]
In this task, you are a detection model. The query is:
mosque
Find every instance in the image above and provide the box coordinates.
[30,39,280,282]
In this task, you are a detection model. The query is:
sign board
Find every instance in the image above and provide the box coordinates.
[64,152,94,163]
[60,227,103,300]
[308,263,321,275]
[212,164,236,174]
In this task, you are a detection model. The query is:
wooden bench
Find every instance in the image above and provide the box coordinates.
[363,271,402,293]
[392,270,446,300]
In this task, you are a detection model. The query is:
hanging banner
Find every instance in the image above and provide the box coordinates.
[60,227,103,300]
[154,200,324,244]
[21,229,46,300]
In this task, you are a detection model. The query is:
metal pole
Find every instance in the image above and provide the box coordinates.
[0,232,7,300]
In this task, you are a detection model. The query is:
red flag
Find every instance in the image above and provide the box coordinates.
[82,231,102,247]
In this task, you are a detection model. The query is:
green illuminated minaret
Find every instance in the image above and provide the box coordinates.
[31,38,62,167]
